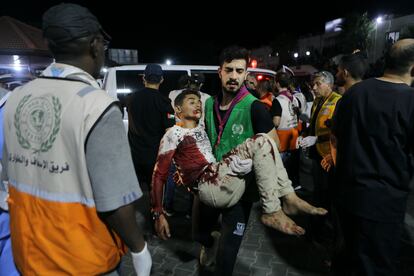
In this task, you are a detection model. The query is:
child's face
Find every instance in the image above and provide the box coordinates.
[178,94,202,120]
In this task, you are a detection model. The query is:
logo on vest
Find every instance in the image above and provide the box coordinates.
[320,108,331,115]
[233,222,246,236]
[15,94,62,153]
[231,124,244,135]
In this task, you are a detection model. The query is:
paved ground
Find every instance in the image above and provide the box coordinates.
[119,155,414,276]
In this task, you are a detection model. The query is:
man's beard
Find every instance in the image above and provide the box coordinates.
[335,77,346,87]
[222,80,242,94]
[222,86,241,94]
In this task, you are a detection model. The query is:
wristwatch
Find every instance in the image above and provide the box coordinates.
[152,211,163,220]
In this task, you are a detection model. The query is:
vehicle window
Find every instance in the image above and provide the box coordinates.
[115,70,144,111]
[191,70,220,96]
[161,71,188,97]
[115,69,188,99]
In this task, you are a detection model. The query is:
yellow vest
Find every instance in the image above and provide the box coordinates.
[4,78,126,275]
[311,91,341,157]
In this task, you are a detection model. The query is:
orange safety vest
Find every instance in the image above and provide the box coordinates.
[311,91,341,157]
[275,93,300,152]
[4,76,127,275]
[259,92,273,110]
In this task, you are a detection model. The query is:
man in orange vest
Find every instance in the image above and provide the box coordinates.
[299,71,341,261]
[1,4,151,275]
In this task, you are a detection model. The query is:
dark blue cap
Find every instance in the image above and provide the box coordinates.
[144,64,163,83]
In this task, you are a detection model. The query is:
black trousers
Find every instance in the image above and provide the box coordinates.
[331,206,403,276]
[133,162,155,190]
[309,160,335,249]
[192,196,253,276]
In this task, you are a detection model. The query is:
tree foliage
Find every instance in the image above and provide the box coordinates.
[338,12,374,54]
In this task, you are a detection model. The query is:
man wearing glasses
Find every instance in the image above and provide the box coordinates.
[299,71,341,259]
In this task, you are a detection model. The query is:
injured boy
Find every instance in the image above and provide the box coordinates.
[151,89,327,240]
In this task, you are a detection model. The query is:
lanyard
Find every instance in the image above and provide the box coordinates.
[213,86,249,148]
[279,89,293,102]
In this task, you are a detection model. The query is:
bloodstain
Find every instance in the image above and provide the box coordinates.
[174,135,210,186]
[151,149,175,212]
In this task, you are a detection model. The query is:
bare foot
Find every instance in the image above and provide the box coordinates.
[261,209,305,236]
[282,193,328,216]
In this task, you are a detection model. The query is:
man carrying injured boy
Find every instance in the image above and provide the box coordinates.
[151,89,327,240]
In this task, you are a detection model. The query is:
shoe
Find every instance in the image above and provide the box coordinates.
[199,231,221,267]
[164,208,175,217]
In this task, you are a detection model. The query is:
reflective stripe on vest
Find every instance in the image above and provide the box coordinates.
[276,94,299,152]
[3,79,126,275]
[313,91,341,157]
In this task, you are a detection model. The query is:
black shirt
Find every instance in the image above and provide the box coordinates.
[128,88,175,165]
[270,99,282,118]
[306,97,325,160]
[333,78,414,222]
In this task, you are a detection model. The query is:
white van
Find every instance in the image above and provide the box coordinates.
[103,64,276,100]
[102,65,276,129]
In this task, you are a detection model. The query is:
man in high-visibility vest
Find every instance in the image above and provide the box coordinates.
[1,4,151,275]
[299,70,341,259]
[0,85,19,276]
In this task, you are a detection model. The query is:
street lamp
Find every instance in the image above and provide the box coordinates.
[166,59,172,66]
[376,16,383,24]
[293,53,299,58]
[306,51,310,56]
[374,16,383,62]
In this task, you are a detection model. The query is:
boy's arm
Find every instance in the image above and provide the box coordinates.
[150,130,177,214]
[151,129,179,240]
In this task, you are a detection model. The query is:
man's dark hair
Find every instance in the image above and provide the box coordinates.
[384,40,414,75]
[275,72,292,88]
[218,46,249,67]
[339,52,368,80]
[177,75,191,89]
[256,79,273,93]
[174,89,201,107]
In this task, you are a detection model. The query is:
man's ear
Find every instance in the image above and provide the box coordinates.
[218,67,222,79]
[410,65,414,77]
[343,69,349,78]
[90,37,99,58]
[175,105,182,114]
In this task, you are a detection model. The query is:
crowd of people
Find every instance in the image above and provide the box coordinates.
[0,3,414,276]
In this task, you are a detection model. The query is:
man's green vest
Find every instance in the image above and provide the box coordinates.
[205,94,256,161]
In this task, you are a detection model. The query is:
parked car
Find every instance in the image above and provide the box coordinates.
[102,64,276,129]
[103,64,275,98]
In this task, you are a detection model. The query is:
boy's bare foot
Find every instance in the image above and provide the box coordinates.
[261,210,305,236]
[282,193,328,216]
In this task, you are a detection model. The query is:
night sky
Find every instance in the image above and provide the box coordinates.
[2,0,414,64]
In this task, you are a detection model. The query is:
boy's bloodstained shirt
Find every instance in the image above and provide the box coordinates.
[151,125,216,212]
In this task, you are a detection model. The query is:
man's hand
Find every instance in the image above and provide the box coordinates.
[155,214,171,240]
[296,136,303,149]
[321,154,334,172]
[228,155,253,176]
[300,136,317,148]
